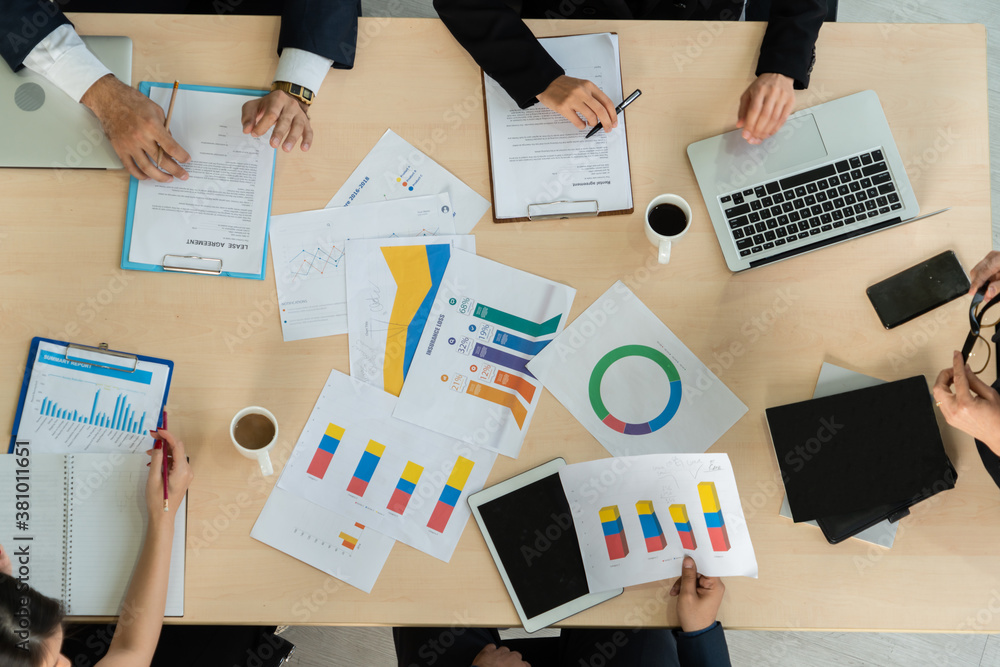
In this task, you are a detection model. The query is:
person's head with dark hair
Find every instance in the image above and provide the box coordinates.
[0,545,68,667]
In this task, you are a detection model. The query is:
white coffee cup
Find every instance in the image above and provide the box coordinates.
[229,406,278,477]
[644,194,692,264]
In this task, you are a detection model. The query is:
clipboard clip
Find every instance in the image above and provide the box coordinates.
[162,255,224,276]
[65,342,139,373]
[526,200,600,220]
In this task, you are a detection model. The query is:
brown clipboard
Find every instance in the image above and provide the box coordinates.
[481,32,635,224]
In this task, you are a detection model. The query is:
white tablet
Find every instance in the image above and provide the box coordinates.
[468,458,623,633]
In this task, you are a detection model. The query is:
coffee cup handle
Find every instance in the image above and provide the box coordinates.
[257,451,274,477]
[658,238,672,264]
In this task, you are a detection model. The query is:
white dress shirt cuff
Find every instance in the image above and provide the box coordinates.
[22,24,112,103]
[273,48,333,97]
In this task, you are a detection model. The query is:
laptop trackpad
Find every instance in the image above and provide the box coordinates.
[751,113,828,174]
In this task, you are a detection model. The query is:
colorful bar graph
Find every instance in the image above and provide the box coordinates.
[472,343,535,379]
[473,303,561,337]
[493,370,536,403]
[306,423,346,479]
[492,329,551,355]
[387,461,424,514]
[427,457,475,533]
[636,500,667,552]
[466,381,527,428]
[347,440,386,497]
[669,504,697,550]
[338,531,359,550]
[599,505,629,560]
[698,482,731,552]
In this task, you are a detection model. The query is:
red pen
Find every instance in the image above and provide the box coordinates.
[160,412,169,512]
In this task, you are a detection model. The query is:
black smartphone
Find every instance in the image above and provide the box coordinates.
[866,250,970,329]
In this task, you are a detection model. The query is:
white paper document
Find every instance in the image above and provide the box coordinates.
[484,33,632,220]
[392,250,577,458]
[346,235,477,395]
[527,281,747,457]
[327,129,490,233]
[269,194,458,341]
[251,486,395,594]
[127,86,276,276]
[276,370,496,562]
[559,454,758,592]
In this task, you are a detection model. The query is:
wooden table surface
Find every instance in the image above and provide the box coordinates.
[0,15,991,631]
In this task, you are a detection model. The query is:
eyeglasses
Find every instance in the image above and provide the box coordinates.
[961,285,1000,374]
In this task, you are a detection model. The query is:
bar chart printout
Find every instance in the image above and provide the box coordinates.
[347,440,386,496]
[698,482,731,552]
[387,462,424,514]
[670,504,697,550]
[39,390,148,434]
[338,522,365,551]
[600,505,629,560]
[427,457,475,533]
[307,423,346,479]
[636,501,667,552]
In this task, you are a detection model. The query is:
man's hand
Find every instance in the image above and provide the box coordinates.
[737,73,795,145]
[669,556,726,633]
[968,252,1000,298]
[471,644,530,666]
[241,90,313,152]
[536,75,617,132]
[80,74,191,183]
[933,351,1000,454]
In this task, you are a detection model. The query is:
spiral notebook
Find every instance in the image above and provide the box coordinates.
[0,448,185,616]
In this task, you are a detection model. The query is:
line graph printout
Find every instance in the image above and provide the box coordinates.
[346,235,476,395]
[269,194,457,341]
[16,340,170,453]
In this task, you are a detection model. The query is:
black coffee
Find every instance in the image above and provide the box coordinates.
[648,203,688,237]
[234,413,276,450]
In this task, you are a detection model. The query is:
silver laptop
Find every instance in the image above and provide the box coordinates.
[688,90,920,272]
[0,36,132,169]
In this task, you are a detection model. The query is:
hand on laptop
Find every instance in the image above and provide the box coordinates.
[80,74,191,183]
[241,90,313,152]
[670,556,726,633]
[934,350,1000,454]
[968,251,1000,299]
[537,74,618,133]
[471,644,530,666]
[737,72,795,145]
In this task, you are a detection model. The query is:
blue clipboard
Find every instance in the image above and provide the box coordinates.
[9,337,175,453]
[120,81,277,280]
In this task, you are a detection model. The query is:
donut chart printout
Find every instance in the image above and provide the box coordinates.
[559,454,758,593]
[527,281,748,457]
[393,249,577,458]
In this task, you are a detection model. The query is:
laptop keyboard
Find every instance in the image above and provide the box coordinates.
[719,148,903,258]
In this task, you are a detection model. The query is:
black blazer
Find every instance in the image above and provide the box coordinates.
[0,0,361,73]
[434,0,825,108]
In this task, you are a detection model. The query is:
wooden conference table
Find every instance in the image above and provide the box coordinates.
[0,15,991,631]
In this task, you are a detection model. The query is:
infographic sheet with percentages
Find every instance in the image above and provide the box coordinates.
[276,370,496,562]
[393,250,576,458]
[528,281,747,457]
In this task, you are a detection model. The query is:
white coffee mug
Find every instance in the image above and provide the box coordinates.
[229,406,278,477]
[644,194,693,264]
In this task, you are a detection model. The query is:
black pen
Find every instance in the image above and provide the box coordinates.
[586,89,641,138]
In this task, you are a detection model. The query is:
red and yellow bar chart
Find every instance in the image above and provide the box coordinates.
[427,457,475,533]
[306,423,346,479]
[387,461,424,514]
[338,522,365,551]
[669,504,697,550]
[698,482,731,552]
[636,500,667,552]
[347,440,385,497]
[600,505,629,560]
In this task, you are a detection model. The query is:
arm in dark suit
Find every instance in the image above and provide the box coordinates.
[0,0,71,71]
[754,0,826,89]
[674,622,732,667]
[279,0,362,70]
[432,0,564,108]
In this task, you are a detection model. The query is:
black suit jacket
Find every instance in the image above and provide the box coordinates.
[434,0,825,108]
[0,0,360,73]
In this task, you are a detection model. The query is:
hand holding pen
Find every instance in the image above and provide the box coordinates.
[586,89,641,138]
[146,423,194,521]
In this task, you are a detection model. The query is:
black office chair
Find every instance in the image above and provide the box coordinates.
[745,0,838,22]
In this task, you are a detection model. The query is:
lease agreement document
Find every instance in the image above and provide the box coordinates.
[127,86,276,276]
[484,33,632,220]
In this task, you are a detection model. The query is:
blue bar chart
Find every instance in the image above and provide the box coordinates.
[38,390,148,434]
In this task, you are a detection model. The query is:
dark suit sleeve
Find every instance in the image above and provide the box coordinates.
[0,0,72,71]
[432,0,564,108]
[754,0,826,89]
[673,622,733,667]
[279,0,362,70]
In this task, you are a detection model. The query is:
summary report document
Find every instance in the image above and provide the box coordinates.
[123,83,276,279]
[484,33,633,221]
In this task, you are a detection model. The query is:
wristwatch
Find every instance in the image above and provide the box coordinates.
[271,81,314,106]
